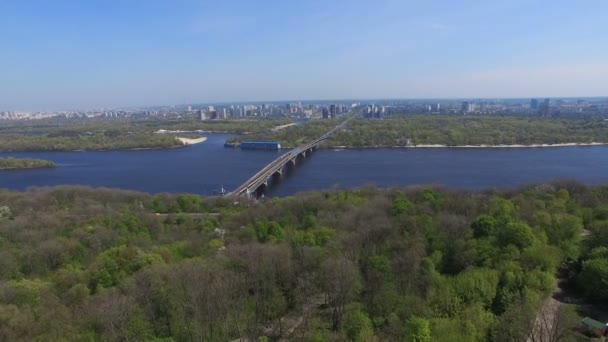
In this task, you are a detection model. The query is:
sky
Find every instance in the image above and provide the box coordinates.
[1,0,607,110]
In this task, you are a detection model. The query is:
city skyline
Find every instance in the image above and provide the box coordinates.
[1,0,608,110]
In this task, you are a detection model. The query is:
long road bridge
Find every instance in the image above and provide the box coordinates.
[227,114,356,197]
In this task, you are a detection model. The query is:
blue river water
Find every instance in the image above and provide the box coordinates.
[1,133,608,196]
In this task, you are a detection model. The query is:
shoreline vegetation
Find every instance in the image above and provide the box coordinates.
[329,142,608,149]
[226,115,608,149]
[4,115,608,152]
[0,182,605,341]
[0,157,55,170]
[0,118,290,152]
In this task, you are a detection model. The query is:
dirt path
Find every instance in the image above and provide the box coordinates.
[527,294,563,342]
[231,294,326,342]
[527,230,590,342]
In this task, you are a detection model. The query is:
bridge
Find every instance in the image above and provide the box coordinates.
[227,114,356,197]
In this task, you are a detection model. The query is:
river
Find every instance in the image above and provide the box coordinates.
[1,133,608,196]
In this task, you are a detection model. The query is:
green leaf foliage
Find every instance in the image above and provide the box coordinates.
[0,182,601,341]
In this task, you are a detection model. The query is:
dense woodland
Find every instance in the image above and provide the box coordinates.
[0,133,183,152]
[4,115,608,152]
[0,157,55,170]
[0,118,289,152]
[228,116,608,148]
[1,182,607,341]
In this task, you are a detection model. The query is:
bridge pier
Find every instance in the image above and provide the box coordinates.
[255,181,268,197]
[227,114,357,198]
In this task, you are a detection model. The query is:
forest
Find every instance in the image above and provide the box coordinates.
[0,182,607,341]
[0,117,290,152]
[227,115,608,148]
[0,133,184,152]
[0,157,55,170]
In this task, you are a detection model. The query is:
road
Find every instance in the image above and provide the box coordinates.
[227,114,357,197]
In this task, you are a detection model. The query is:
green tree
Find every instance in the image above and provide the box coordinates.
[497,222,535,249]
[342,309,373,341]
[578,258,608,300]
[406,317,431,342]
[471,215,498,238]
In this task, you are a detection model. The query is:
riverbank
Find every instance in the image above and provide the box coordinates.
[328,142,608,149]
[176,136,208,145]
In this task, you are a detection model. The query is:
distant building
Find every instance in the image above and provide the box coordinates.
[322,108,330,119]
[199,110,207,121]
[461,102,469,113]
[530,99,538,110]
[232,106,243,118]
[187,105,192,112]
[462,102,475,113]
[329,104,336,118]
[538,98,550,116]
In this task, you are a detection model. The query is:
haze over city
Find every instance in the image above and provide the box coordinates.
[2,0,607,111]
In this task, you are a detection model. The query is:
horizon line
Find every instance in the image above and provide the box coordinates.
[5,95,607,112]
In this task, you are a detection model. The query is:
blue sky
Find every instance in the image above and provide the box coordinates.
[1,0,607,110]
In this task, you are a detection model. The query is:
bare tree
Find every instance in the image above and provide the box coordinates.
[319,256,361,331]
[528,299,578,342]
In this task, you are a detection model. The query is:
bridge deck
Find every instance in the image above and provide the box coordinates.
[227,115,356,197]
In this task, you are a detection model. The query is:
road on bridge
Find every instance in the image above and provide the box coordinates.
[227,113,358,197]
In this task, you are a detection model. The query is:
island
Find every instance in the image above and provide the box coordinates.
[0,157,55,170]
[0,118,290,152]
[226,115,608,148]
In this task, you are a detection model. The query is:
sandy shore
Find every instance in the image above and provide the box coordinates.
[329,142,608,149]
[176,137,208,145]
[271,123,297,132]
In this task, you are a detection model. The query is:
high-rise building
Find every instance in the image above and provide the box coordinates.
[187,105,192,112]
[461,102,469,113]
[329,104,336,118]
[530,99,538,110]
[231,106,242,118]
[462,102,476,113]
[538,99,551,116]
[199,110,206,121]
[322,108,329,119]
